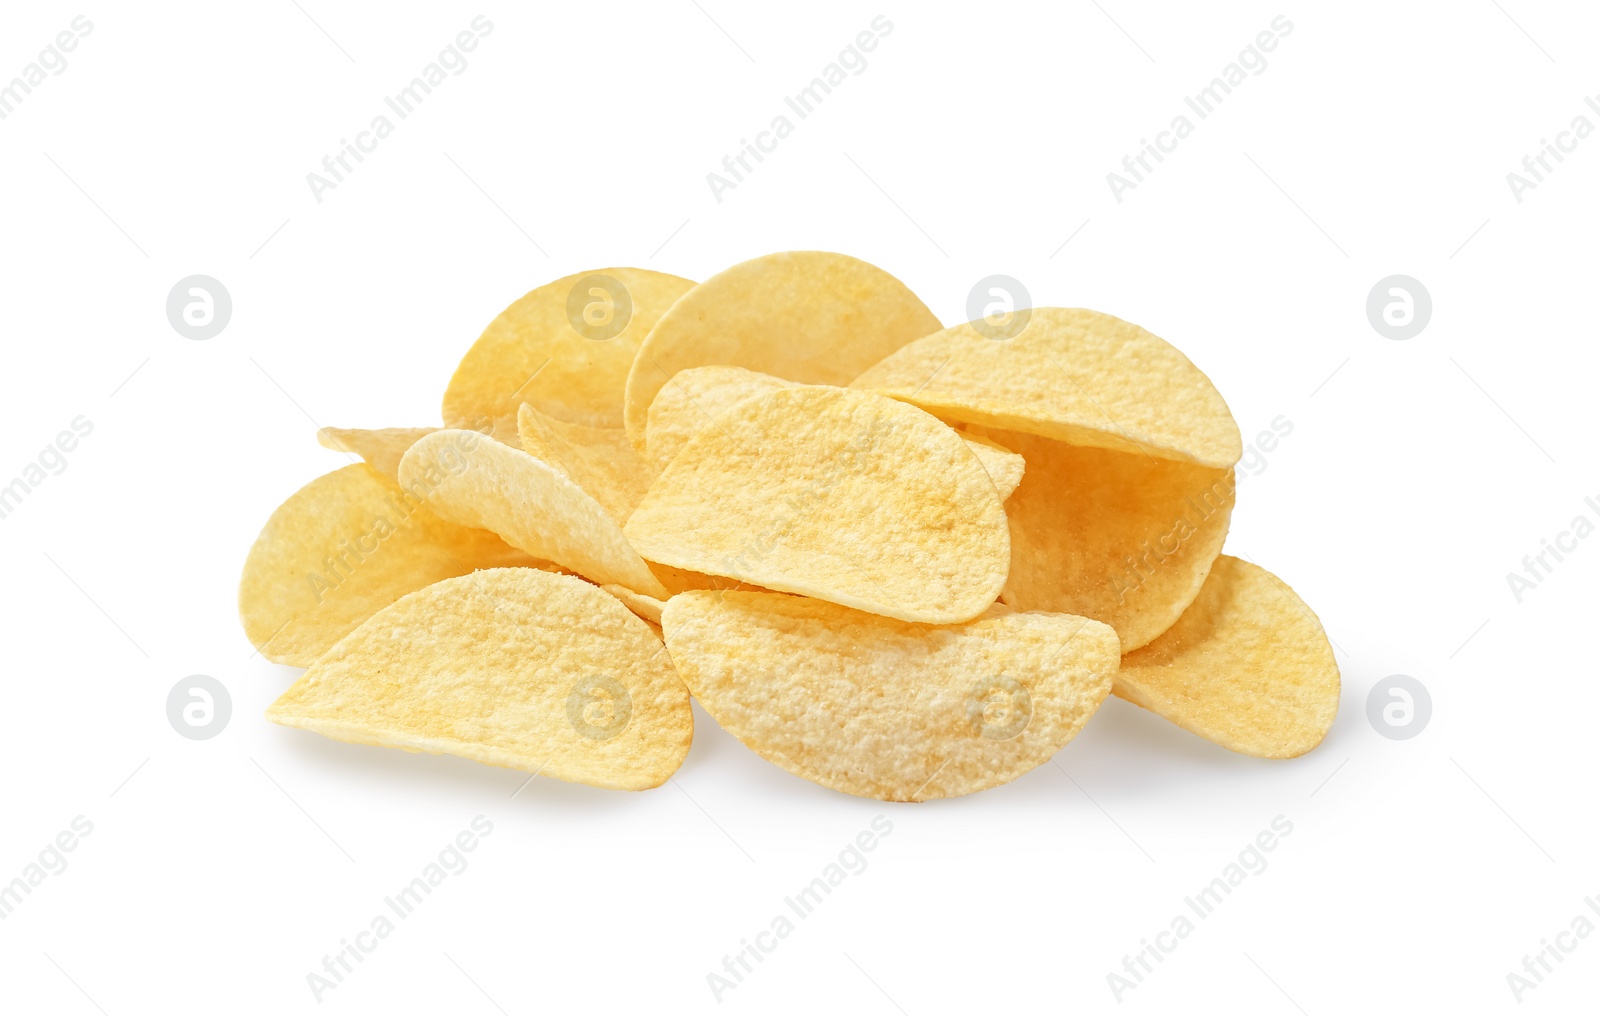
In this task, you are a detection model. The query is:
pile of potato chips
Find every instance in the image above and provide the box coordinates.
[242,252,1339,801]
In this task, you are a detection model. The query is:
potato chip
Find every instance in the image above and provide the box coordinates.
[1116,556,1339,758]
[643,366,1025,497]
[957,429,1025,501]
[516,403,653,523]
[975,427,1234,652]
[662,591,1119,800]
[398,429,668,597]
[601,583,666,625]
[644,366,795,470]
[851,307,1242,468]
[621,251,940,450]
[239,463,539,666]
[317,427,438,482]
[443,267,695,432]
[267,568,692,789]
[624,386,1009,624]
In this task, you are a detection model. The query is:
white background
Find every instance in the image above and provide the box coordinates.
[1,2,1596,1013]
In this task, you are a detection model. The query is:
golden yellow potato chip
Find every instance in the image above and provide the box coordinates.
[267,568,692,789]
[643,366,1025,499]
[662,591,1119,800]
[443,267,695,432]
[644,365,796,470]
[621,251,940,450]
[957,429,1026,501]
[516,403,653,524]
[601,583,666,625]
[851,307,1241,468]
[624,386,1009,624]
[239,463,538,667]
[317,427,438,481]
[398,429,668,597]
[1117,556,1339,758]
[976,427,1234,652]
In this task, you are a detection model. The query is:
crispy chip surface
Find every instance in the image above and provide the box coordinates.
[317,427,438,481]
[957,429,1026,501]
[851,308,1241,468]
[621,251,940,449]
[398,429,668,597]
[644,366,796,470]
[516,403,653,523]
[443,267,695,431]
[644,366,1024,499]
[624,386,1009,624]
[238,463,537,666]
[662,591,1119,800]
[1116,556,1339,758]
[978,428,1234,652]
[267,568,691,789]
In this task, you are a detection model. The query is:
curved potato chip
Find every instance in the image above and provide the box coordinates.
[957,429,1025,501]
[979,428,1233,652]
[318,427,438,481]
[238,463,538,666]
[444,267,695,431]
[621,251,940,449]
[601,583,666,625]
[398,430,668,598]
[662,591,1119,801]
[516,403,653,523]
[267,568,691,789]
[851,307,1241,468]
[645,366,796,469]
[1116,556,1339,758]
[624,386,1009,624]
[644,366,1025,499]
